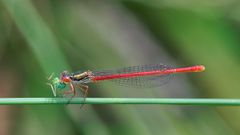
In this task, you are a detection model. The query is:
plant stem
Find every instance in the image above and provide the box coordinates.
[0,98,240,106]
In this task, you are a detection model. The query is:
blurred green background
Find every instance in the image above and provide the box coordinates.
[1,0,240,135]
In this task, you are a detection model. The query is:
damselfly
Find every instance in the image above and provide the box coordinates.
[47,64,205,98]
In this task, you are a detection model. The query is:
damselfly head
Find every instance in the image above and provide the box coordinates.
[60,70,71,83]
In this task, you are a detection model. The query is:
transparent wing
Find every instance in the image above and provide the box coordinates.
[92,64,174,88]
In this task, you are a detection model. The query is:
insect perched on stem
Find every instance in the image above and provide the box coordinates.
[47,64,205,99]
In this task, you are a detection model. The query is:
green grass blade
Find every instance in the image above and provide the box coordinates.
[0,98,240,106]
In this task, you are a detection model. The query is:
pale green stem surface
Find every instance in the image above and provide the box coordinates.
[0,98,240,106]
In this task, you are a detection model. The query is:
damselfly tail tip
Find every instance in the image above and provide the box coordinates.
[195,65,205,72]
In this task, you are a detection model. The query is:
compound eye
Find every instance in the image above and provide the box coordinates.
[60,71,71,83]
[62,76,71,83]
[64,77,71,82]
[61,70,68,77]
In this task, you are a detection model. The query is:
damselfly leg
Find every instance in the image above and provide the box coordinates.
[75,84,89,108]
